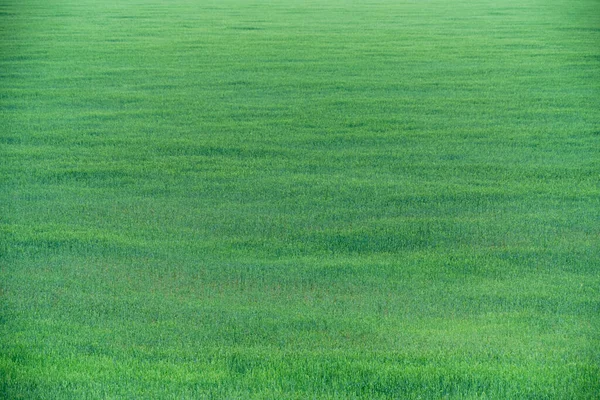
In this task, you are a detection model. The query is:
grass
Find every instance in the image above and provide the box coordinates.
[1,0,599,398]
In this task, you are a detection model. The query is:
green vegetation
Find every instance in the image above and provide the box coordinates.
[1,0,599,398]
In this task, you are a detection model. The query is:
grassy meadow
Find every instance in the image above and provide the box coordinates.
[1,0,599,398]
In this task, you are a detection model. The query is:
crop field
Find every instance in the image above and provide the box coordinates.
[1,0,599,398]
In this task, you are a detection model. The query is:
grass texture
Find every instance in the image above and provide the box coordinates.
[1,0,599,398]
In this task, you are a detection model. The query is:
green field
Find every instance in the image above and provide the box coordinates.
[1,0,599,398]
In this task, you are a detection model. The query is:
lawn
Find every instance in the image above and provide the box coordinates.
[1,0,599,398]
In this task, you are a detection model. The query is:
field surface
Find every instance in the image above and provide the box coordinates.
[1,0,599,398]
